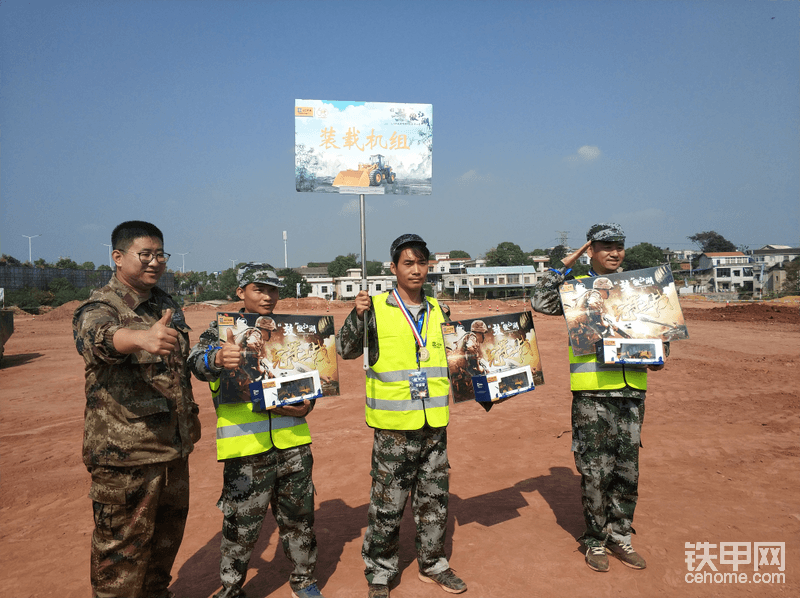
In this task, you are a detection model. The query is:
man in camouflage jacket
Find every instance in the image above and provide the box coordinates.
[532,223,666,574]
[73,221,201,598]
[188,263,324,598]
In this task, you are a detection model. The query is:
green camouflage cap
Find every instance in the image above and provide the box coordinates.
[587,222,625,243]
[237,262,285,288]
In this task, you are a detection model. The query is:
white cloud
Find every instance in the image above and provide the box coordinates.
[457,169,492,185]
[565,145,602,163]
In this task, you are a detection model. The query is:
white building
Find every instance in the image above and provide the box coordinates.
[442,266,543,298]
[695,252,754,293]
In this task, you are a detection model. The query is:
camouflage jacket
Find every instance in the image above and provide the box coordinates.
[73,275,201,468]
[336,290,451,367]
[531,268,668,400]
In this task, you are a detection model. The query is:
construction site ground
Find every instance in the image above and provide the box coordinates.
[1,298,798,598]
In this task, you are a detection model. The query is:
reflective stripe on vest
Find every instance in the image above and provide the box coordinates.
[567,275,647,391]
[209,378,311,460]
[366,293,450,430]
[568,344,648,391]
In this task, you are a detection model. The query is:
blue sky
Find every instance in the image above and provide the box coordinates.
[1,0,797,272]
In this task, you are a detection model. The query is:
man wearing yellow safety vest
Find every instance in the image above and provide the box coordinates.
[189,263,326,598]
[533,223,667,574]
[336,234,467,598]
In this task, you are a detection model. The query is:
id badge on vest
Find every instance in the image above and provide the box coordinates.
[409,370,429,401]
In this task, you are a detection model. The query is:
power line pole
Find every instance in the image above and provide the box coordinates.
[22,234,41,263]
[102,244,113,268]
[283,231,288,269]
[177,252,189,273]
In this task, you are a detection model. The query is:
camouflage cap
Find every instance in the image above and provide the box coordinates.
[587,222,625,243]
[237,262,285,288]
[390,233,427,258]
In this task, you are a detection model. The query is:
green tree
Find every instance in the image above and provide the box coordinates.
[328,254,359,278]
[1,254,24,267]
[688,231,736,253]
[366,260,384,276]
[449,250,470,259]
[55,257,79,269]
[6,286,53,311]
[623,242,665,271]
[277,269,312,299]
[80,261,96,270]
[97,264,112,271]
[548,245,568,266]
[48,277,91,306]
[530,248,547,256]
[34,258,50,268]
[217,267,239,299]
[485,242,527,267]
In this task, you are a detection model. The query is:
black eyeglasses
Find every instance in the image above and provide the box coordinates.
[125,251,171,264]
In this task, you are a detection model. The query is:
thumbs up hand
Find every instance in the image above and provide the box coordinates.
[141,309,180,355]
[215,327,244,370]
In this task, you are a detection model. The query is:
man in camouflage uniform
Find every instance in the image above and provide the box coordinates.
[73,221,201,598]
[188,263,325,598]
[336,234,467,598]
[532,223,667,573]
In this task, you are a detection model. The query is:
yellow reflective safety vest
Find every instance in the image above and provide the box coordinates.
[567,275,647,392]
[366,293,450,430]
[210,378,311,461]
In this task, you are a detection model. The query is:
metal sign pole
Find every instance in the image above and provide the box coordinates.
[360,193,369,370]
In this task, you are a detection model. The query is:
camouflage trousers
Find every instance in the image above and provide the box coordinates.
[363,427,450,586]
[571,393,645,547]
[89,457,190,598]
[217,445,317,597]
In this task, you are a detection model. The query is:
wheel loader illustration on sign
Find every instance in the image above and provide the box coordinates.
[333,154,396,187]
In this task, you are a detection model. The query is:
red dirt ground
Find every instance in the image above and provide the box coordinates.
[1,298,798,598]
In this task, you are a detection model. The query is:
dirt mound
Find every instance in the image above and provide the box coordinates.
[683,302,799,323]
[34,300,83,321]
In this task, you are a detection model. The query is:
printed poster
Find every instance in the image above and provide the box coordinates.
[295,99,432,195]
[441,311,544,404]
[558,265,689,356]
[215,312,339,409]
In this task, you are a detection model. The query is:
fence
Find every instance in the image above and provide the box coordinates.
[0,267,176,294]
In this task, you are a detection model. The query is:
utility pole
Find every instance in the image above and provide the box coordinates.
[22,234,41,264]
[177,252,189,273]
[102,244,113,268]
[283,231,288,269]
[556,231,569,248]
[229,259,237,269]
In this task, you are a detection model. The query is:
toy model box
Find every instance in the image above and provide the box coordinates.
[559,265,689,356]
[595,338,664,365]
[249,370,323,411]
[441,311,544,404]
[215,312,339,409]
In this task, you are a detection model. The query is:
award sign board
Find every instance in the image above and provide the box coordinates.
[441,311,544,404]
[558,265,689,356]
[295,99,432,195]
[215,312,340,410]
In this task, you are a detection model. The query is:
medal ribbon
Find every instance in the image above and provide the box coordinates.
[392,288,430,351]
